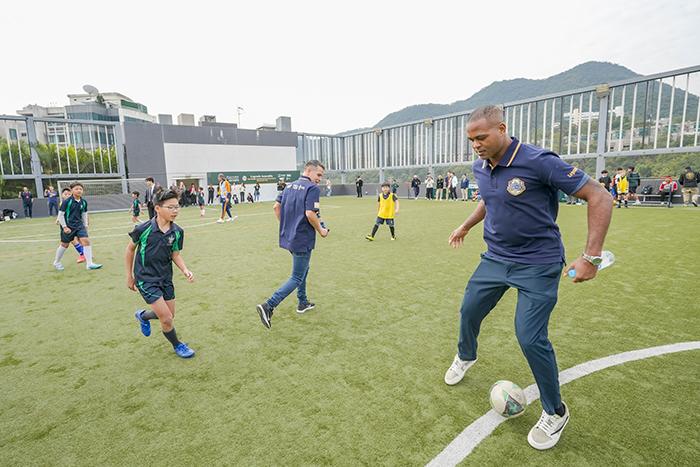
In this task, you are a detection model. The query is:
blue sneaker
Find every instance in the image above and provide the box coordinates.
[134,310,151,337]
[87,263,102,270]
[174,342,195,358]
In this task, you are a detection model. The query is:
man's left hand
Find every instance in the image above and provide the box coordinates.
[564,257,598,283]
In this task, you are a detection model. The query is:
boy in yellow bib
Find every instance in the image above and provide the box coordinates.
[366,182,400,241]
[613,167,629,208]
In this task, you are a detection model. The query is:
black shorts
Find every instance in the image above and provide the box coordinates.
[60,226,88,244]
[136,280,175,304]
[375,217,395,226]
[628,186,637,194]
[133,209,140,217]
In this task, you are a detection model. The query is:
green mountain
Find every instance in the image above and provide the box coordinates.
[373,61,640,128]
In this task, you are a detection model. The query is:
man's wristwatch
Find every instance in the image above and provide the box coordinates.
[582,253,603,267]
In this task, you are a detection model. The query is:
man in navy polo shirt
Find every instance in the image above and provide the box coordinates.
[444,106,612,450]
[256,160,329,329]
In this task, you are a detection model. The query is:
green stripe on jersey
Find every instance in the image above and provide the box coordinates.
[172,231,182,252]
[139,224,153,266]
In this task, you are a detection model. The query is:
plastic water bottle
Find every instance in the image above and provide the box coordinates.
[568,250,615,278]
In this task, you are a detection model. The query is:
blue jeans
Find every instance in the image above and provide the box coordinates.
[458,255,564,415]
[267,251,311,308]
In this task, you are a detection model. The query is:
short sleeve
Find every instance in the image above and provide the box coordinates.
[305,184,320,211]
[392,194,398,201]
[128,222,147,244]
[59,199,68,212]
[82,200,88,212]
[172,229,184,252]
[538,152,590,195]
[377,195,381,202]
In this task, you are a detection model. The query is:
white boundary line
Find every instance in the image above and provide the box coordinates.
[427,341,700,467]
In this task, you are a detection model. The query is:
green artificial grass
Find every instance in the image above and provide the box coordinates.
[0,197,698,465]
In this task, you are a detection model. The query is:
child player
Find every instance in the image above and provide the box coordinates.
[128,189,196,358]
[130,191,141,224]
[54,182,102,271]
[197,186,206,217]
[365,182,399,241]
[613,167,629,208]
[57,187,86,264]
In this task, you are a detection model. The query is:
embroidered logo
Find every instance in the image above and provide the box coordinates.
[567,167,579,178]
[506,178,526,196]
[167,235,175,246]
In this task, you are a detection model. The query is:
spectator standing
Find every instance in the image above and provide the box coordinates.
[598,170,612,193]
[240,183,247,204]
[19,187,33,218]
[460,174,470,201]
[277,179,287,194]
[325,179,332,197]
[254,183,261,202]
[450,171,459,200]
[356,176,364,198]
[436,175,446,200]
[144,177,157,219]
[678,166,699,207]
[410,175,421,199]
[425,175,435,200]
[46,186,59,216]
[626,166,641,205]
[208,185,215,205]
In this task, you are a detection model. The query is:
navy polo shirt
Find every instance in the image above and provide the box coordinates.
[473,138,590,265]
[277,176,320,253]
[129,218,184,282]
[60,197,88,228]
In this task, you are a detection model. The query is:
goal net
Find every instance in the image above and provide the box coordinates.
[57,178,147,196]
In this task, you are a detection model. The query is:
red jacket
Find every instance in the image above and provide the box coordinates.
[659,180,678,192]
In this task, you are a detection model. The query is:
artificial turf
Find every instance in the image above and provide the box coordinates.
[0,196,698,465]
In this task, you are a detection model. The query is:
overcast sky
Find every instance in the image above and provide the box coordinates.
[2,0,698,134]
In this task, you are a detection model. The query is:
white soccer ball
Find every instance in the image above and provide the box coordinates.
[489,380,527,418]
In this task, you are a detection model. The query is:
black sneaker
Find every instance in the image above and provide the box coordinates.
[256,303,273,329]
[297,302,315,314]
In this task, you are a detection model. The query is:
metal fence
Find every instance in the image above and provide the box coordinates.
[0,115,126,197]
[298,64,700,177]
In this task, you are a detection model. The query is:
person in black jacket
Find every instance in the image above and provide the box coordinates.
[355,176,364,197]
[144,177,157,219]
[410,175,421,199]
[678,166,699,207]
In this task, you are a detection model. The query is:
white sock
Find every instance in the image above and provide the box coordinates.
[54,245,67,265]
[83,245,93,267]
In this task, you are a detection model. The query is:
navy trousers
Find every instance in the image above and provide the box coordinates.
[458,255,563,415]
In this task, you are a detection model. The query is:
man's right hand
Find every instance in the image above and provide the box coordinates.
[320,228,329,238]
[448,225,469,248]
[63,227,71,234]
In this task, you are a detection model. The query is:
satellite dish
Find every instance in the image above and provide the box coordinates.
[83,84,99,95]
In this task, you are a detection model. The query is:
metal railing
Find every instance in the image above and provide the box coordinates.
[298,64,700,176]
[0,115,127,197]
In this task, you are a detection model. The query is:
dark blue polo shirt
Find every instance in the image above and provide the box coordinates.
[276,176,320,253]
[59,197,88,229]
[129,218,184,282]
[473,138,589,265]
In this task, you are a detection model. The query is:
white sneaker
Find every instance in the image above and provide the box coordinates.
[53,262,64,271]
[527,403,570,450]
[444,354,477,385]
[226,216,238,222]
[216,219,225,224]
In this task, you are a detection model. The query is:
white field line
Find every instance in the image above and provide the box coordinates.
[427,341,700,467]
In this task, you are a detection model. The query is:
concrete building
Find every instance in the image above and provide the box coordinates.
[276,116,292,131]
[158,114,173,125]
[177,113,195,126]
[124,122,299,202]
[66,92,156,123]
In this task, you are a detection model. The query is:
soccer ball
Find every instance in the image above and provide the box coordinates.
[489,380,526,418]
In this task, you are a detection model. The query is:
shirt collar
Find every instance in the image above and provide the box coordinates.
[300,176,311,181]
[482,137,522,170]
[149,216,174,235]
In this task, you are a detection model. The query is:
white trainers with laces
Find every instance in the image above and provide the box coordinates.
[527,402,570,450]
[443,354,477,385]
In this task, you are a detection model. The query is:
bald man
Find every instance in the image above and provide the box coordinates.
[443,105,612,450]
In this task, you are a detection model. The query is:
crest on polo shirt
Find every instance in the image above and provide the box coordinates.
[167,235,175,246]
[507,178,526,196]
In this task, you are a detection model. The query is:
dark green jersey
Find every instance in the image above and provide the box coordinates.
[129,218,184,282]
[59,197,88,228]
